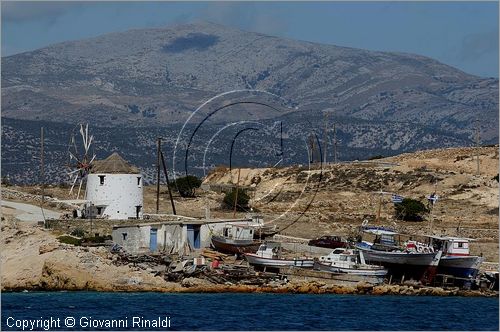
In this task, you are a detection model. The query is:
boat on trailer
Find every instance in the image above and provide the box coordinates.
[244,242,314,269]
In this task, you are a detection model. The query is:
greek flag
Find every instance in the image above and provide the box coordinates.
[391,194,404,203]
[427,193,439,205]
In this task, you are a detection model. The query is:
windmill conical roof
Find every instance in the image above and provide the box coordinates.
[91,152,140,174]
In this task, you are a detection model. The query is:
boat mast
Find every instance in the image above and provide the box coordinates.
[376,190,382,224]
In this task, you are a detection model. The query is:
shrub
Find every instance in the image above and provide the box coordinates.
[170,175,202,198]
[223,189,250,211]
[394,198,429,222]
[70,228,85,238]
[57,235,82,246]
[84,235,112,243]
[1,176,11,186]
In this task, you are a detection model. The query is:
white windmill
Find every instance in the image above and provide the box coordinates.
[67,124,96,199]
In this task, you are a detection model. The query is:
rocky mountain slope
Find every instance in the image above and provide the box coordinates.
[2,22,498,141]
[2,22,498,184]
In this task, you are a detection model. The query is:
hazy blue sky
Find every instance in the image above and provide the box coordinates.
[2,1,498,77]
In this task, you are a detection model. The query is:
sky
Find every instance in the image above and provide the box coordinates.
[1,1,498,78]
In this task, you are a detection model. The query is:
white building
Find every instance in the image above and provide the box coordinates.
[84,152,143,220]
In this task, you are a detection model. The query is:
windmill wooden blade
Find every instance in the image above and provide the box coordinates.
[77,178,84,200]
[67,169,80,176]
[80,124,87,153]
[69,174,79,196]
[69,151,80,162]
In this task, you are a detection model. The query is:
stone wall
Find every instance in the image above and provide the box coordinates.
[45,219,149,237]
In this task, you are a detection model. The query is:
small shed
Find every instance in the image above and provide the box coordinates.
[112,216,262,255]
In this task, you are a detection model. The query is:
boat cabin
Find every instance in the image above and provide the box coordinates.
[254,242,282,259]
[359,228,400,251]
[221,225,254,241]
[430,236,472,256]
[319,248,367,267]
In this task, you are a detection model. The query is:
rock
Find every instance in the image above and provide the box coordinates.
[39,243,59,254]
[181,277,212,288]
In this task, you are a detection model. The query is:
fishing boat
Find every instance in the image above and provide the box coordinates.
[244,242,314,269]
[314,248,388,277]
[356,228,440,281]
[429,236,484,279]
[211,235,262,255]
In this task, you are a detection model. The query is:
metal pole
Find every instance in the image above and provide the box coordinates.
[160,150,177,215]
[376,191,382,224]
[40,127,44,208]
[475,118,480,176]
[323,113,328,166]
[156,137,161,214]
[333,123,337,164]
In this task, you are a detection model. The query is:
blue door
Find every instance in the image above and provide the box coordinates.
[150,228,157,251]
[187,225,201,249]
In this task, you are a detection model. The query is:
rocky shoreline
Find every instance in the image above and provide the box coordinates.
[2,279,498,298]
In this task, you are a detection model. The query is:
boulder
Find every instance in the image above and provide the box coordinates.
[38,243,59,255]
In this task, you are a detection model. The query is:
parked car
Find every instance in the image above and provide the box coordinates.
[308,235,349,249]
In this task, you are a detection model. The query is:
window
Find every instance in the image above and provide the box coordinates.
[99,175,105,185]
[122,233,128,240]
[97,207,103,215]
[457,242,464,248]
[137,177,141,186]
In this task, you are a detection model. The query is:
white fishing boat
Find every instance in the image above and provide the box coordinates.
[429,236,484,279]
[314,248,388,277]
[244,242,314,269]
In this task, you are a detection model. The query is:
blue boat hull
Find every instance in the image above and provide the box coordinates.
[437,255,483,279]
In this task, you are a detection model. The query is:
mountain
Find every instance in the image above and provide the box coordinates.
[1,22,498,184]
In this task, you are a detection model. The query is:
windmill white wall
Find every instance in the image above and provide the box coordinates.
[84,152,143,220]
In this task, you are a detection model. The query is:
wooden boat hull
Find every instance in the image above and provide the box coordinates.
[356,246,438,280]
[245,253,314,268]
[438,255,484,279]
[281,266,387,285]
[314,261,388,277]
[211,236,262,255]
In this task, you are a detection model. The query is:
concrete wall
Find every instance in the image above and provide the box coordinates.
[112,225,151,253]
[281,242,332,256]
[112,221,251,255]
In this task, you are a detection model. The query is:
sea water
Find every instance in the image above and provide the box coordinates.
[1,292,498,330]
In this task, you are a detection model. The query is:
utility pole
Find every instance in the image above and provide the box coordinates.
[323,112,329,167]
[160,150,177,215]
[308,135,315,164]
[333,123,338,164]
[156,137,161,214]
[475,118,480,176]
[233,168,241,218]
[40,127,44,206]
